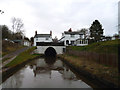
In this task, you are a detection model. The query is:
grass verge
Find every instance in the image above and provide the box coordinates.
[68,39,120,54]
[4,46,40,68]
[2,57,12,63]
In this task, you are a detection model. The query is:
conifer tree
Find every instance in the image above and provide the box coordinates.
[90,20,104,42]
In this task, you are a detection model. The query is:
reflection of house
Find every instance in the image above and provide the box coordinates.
[32,58,77,80]
[59,28,88,46]
[34,31,53,46]
[32,59,64,75]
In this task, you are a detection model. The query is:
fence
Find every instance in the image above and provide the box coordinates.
[66,49,118,67]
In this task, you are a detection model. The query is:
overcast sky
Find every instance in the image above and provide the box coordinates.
[0,0,119,39]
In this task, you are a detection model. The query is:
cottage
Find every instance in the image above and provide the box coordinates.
[59,28,88,46]
[23,40,31,46]
[34,31,53,46]
[75,39,88,46]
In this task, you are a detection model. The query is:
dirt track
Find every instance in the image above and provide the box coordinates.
[0,46,30,69]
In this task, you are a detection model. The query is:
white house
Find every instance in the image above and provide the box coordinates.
[59,28,88,46]
[23,40,31,46]
[34,31,53,46]
[75,39,88,46]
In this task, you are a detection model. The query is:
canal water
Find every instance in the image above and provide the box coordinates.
[2,57,92,88]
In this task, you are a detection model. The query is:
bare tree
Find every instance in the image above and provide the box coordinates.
[11,17,24,34]
[11,17,16,33]
[78,28,89,39]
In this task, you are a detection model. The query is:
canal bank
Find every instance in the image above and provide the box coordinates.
[58,54,119,88]
[2,47,42,83]
[58,40,120,88]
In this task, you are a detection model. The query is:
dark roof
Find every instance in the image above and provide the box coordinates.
[34,34,51,38]
[36,42,64,46]
[64,31,83,35]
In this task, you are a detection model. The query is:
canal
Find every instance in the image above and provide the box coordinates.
[2,57,92,88]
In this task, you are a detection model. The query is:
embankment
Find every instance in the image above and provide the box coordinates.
[2,47,41,83]
[58,40,120,88]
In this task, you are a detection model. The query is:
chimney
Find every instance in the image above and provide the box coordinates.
[50,31,52,36]
[35,31,37,35]
[68,28,72,32]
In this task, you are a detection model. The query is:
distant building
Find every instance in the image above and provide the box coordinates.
[102,36,112,41]
[13,40,23,44]
[23,40,31,46]
[59,28,88,46]
[34,31,53,46]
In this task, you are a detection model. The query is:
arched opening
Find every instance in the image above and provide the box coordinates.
[66,40,69,45]
[45,47,57,57]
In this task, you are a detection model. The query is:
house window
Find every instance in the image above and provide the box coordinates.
[36,38,38,41]
[71,41,74,45]
[71,34,74,37]
[46,38,48,40]
[80,40,81,44]
[81,40,83,44]
[80,35,83,39]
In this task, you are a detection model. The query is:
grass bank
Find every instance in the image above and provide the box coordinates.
[4,46,40,68]
[67,40,119,67]
[58,54,119,87]
[68,39,120,54]
[58,40,120,87]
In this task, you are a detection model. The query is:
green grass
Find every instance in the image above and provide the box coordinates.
[68,39,120,54]
[5,47,40,67]
[2,57,12,63]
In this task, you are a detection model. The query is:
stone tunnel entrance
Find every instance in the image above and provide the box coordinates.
[44,47,57,57]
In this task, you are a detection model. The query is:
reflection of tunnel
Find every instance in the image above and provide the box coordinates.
[45,57,56,65]
[45,47,57,57]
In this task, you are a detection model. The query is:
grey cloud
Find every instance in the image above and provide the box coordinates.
[0,0,119,39]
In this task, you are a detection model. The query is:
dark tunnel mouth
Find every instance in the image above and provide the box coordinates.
[44,47,57,57]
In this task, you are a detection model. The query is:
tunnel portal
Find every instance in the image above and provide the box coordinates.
[44,47,57,57]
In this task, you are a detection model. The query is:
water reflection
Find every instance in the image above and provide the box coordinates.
[32,57,64,77]
[2,69,24,88]
[2,58,91,88]
[44,57,56,66]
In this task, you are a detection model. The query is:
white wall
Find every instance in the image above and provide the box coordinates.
[34,46,66,54]
[61,34,83,46]
[76,39,88,46]
[24,41,31,46]
[34,37,53,46]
